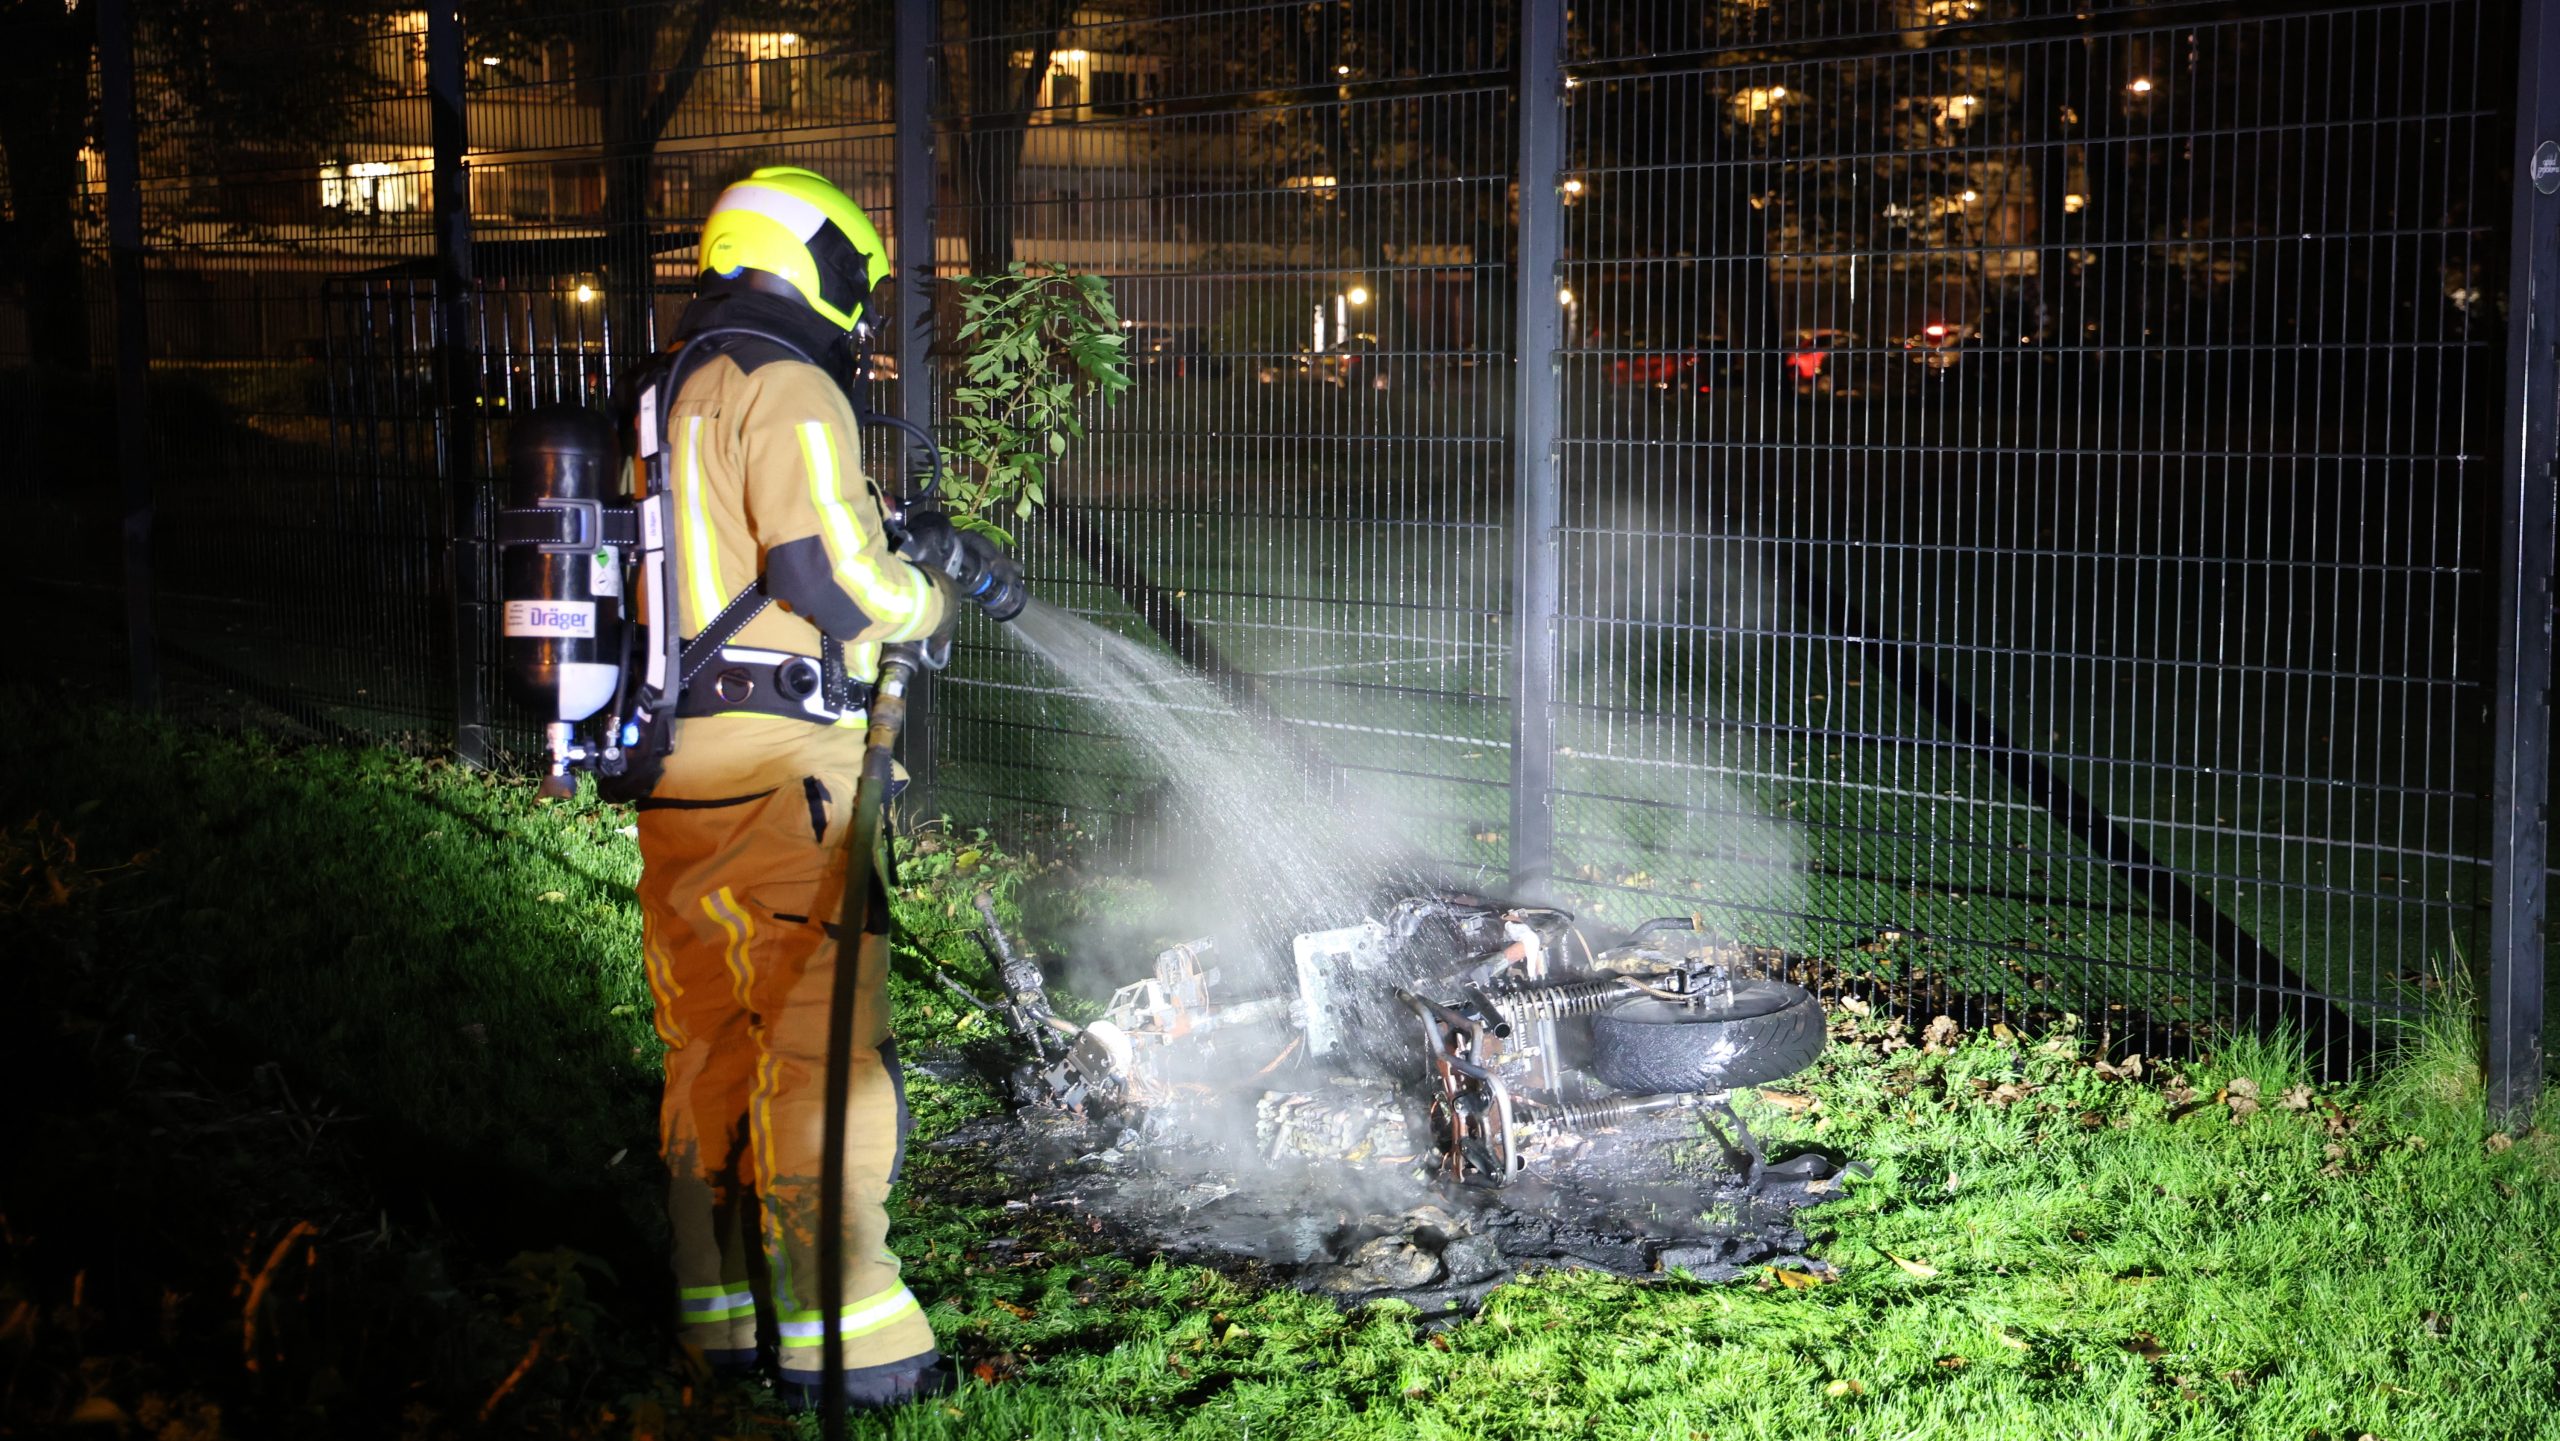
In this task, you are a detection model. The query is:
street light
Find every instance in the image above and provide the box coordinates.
[1959,189,1980,203]
[2128,76,2154,93]
[1346,286,1370,306]
[1563,178,1585,196]
[1558,287,1576,307]
[575,284,596,303]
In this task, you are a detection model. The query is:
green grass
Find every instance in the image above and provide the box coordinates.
[4,691,2555,1439]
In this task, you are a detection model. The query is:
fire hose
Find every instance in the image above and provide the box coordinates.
[817,646,916,1441]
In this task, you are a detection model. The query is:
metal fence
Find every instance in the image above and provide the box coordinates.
[6,0,2549,1102]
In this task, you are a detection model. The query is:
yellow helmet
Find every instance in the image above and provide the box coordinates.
[697,166,892,333]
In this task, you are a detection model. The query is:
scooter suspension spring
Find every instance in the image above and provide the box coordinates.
[1526,1091,1702,1134]
[1488,977,1639,1024]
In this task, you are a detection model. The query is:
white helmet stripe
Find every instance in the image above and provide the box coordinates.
[708,182,826,241]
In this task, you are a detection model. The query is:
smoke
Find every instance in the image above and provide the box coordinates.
[1553,497,1811,948]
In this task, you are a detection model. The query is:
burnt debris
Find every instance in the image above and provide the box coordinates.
[929,892,1858,1315]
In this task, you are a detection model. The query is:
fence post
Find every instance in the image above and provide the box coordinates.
[98,0,156,712]
[2490,0,2560,1124]
[895,0,938,813]
[428,1,487,767]
[1508,0,1567,896]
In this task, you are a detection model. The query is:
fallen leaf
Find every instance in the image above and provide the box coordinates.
[1838,994,1873,1018]
[2278,1084,2314,1111]
[1990,1326,2032,1352]
[1988,1082,2029,1108]
[1936,1355,1969,1369]
[537,890,567,904]
[1824,1378,1863,1397]
[1887,1253,1940,1279]
[1923,1016,1960,1051]
[2119,1331,2167,1360]
[2487,1132,2515,1154]
[1770,1267,1828,1290]
[2227,1077,2261,1101]
[1756,1090,1818,1114]
[2225,1091,2260,1121]
[1992,1022,2017,1044]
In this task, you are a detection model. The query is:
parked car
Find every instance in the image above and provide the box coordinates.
[1595,327,1732,393]
[1898,319,1977,374]
[1782,327,1869,397]
[1295,333,1388,389]
[1122,320,1216,379]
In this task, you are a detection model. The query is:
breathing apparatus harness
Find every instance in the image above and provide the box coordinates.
[494,317,950,799]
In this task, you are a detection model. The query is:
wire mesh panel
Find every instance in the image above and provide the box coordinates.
[132,11,450,735]
[0,0,2530,1073]
[924,0,1526,880]
[1554,0,2503,1065]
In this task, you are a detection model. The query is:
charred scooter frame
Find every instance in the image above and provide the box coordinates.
[973,895,1836,1193]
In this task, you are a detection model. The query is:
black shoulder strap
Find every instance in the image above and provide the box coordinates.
[676,581,770,690]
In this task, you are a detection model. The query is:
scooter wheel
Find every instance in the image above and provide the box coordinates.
[1583,978,1826,1094]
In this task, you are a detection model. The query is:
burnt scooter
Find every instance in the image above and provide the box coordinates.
[959,892,1838,1191]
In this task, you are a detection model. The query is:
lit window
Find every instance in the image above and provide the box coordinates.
[1731,85,1788,119]
[321,159,424,215]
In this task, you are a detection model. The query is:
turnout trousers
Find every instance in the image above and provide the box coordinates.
[634,761,936,1391]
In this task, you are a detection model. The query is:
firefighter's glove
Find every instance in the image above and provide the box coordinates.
[900,511,1027,623]
[914,576,958,671]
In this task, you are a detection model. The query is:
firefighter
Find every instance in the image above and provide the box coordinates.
[631,166,1018,1411]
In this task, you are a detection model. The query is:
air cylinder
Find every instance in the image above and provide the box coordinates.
[500,406,624,722]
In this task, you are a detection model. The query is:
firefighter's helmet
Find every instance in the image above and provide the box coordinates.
[697,166,892,333]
